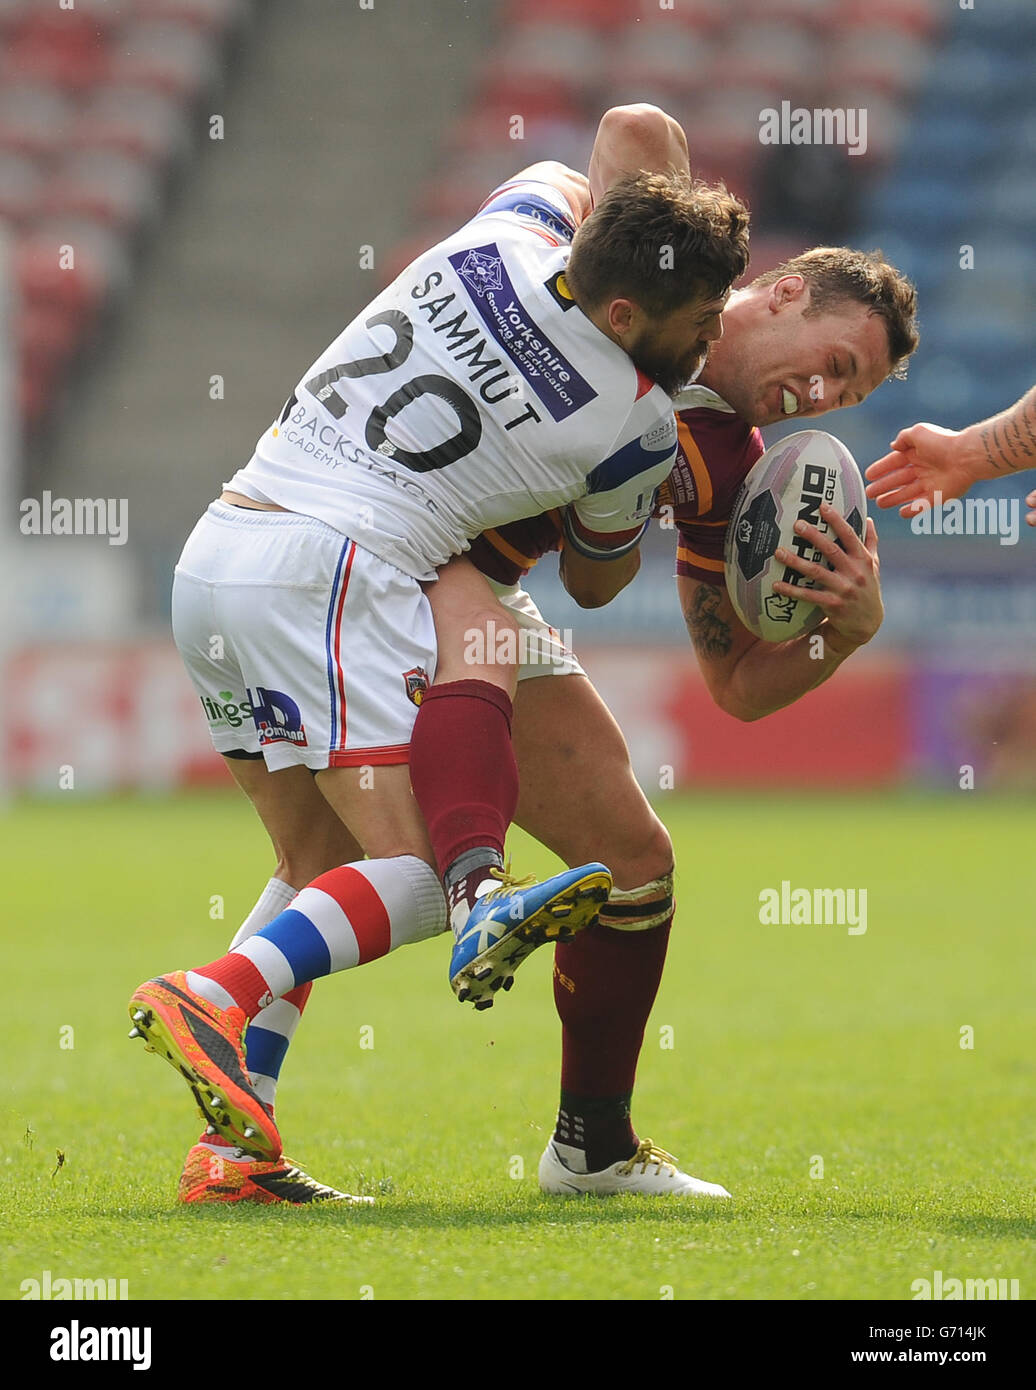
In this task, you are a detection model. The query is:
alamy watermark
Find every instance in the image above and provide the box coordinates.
[19,492,128,546]
[759,100,867,156]
[911,1269,1020,1301]
[910,492,1020,546]
[21,1269,129,1300]
[758,881,867,935]
[49,1321,151,1371]
[463,619,574,669]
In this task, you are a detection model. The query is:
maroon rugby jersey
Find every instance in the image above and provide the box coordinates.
[467,386,763,587]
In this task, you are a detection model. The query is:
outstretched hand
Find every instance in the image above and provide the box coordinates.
[865,423,979,518]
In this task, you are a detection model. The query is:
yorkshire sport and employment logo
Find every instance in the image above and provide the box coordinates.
[450,241,597,421]
[456,249,505,300]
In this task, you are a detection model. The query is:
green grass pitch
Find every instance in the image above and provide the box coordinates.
[1,789,1032,1302]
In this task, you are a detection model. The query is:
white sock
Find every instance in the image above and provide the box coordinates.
[229,876,298,949]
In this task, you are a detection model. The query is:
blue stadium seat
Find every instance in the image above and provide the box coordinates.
[862,176,967,237]
[893,114,1001,176]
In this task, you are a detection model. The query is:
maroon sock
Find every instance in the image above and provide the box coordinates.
[551,916,672,1170]
[408,679,519,906]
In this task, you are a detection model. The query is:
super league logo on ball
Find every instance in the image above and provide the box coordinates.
[764,592,799,624]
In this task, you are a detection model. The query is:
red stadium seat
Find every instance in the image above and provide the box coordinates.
[2,40,108,93]
[17,300,81,381]
[19,365,54,431]
[65,85,191,165]
[625,0,729,33]
[6,0,122,33]
[416,168,509,223]
[3,17,109,92]
[600,23,716,95]
[838,0,940,37]
[505,0,728,32]
[17,220,130,319]
[0,81,74,157]
[473,71,584,128]
[496,22,607,94]
[382,224,458,285]
[0,150,45,223]
[502,0,625,33]
[16,236,96,328]
[739,0,846,26]
[0,0,28,33]
[106,20,218,97]
[694,85,779,154]
[827,29,930,95]
[717,23,824,90]
[130,0,245,34]
[37,150,164,232]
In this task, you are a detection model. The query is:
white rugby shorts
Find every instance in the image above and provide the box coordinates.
[491,581,586,682]
[172,501,437,771]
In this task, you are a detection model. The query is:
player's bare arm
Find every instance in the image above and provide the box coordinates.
[504,102,692,232]
[679,505,882,721]
[588,104,691,203]
[503,160,593,228]
[865,384,1036,518]
[559,533,641,609]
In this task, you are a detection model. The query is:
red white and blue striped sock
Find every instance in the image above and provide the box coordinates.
[224,877,307,1111]
[186,856,446,1020]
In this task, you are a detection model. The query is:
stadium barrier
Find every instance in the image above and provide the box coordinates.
[4,641,1034,794]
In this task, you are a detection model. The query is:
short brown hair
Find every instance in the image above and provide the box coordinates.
[751,247,919,379]
[566,171,750,318]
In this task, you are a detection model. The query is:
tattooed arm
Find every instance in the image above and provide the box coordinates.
[865,385,1036,520]
[678,523,881,723]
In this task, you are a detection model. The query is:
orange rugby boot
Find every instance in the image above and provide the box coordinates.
[178,1141,375,1206]
[128,971,281,1162]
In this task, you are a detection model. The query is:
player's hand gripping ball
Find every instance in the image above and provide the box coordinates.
[724,430,868,642]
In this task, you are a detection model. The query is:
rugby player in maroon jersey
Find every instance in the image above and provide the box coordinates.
[451,241,918,1195]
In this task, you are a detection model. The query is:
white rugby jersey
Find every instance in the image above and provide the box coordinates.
[225,177,679,580]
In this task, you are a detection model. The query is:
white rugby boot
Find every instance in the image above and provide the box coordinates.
[539,1137,732,1198]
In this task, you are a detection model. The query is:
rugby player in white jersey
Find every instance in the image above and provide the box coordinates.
[157,103,918,1206]
[129,105,751,1180]
[170,249,918,1207]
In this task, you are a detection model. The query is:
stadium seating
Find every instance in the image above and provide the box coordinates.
[0,0,253,441]
[4,0,1031,494]
[405,0,939,266]
[845,3,1036,506]
[392,0,1030,542]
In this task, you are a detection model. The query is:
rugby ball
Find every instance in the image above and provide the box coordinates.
[724,430,867,642]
